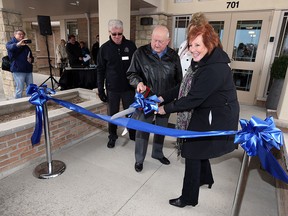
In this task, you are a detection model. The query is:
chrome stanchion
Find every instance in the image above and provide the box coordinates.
[231,152,251,216]
[34,102,66,179]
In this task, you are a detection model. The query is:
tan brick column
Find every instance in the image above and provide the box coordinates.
[98,0,131,45]
[0,7,23,99]
[135,14,170,48]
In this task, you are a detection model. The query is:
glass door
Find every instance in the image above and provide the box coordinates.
[227,12,271,104]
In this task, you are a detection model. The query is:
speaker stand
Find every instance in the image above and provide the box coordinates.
[40,35,59,90]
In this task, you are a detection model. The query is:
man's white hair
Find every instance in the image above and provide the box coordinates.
[108,19,123,31]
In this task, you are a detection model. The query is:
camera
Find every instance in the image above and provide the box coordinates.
[23,39,32,44]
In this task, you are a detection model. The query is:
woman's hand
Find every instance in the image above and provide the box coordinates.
[158,96,164,103]
[157,106,166,115]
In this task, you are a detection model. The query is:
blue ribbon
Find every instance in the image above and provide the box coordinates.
[235,116,288,183]
[27,84,288,184]
[130,92,160,114]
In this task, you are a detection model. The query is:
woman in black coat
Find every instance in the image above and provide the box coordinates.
[158,23,240,207]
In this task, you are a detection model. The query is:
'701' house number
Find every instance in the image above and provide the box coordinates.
[227,1,239,9]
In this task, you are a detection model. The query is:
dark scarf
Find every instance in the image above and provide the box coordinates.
[175,65,198,156]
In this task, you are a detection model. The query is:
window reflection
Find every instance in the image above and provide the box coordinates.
[174,16,191,50]
[267,12,288,95]
[233,20,262,62]
[232,69,253,91]
[209,21,224,42]
[173,17,225,51]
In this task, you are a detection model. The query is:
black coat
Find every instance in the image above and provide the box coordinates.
[162,47,240,159]
[66,41,83,67]
[126,44,182,96]
[97,36,137,93]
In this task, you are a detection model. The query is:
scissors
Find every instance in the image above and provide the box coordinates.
[111,87,155,120]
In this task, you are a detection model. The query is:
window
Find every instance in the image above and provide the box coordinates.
[232,20,262,62]
[266,12,288,95]
[173,16,191,51]
[233,69,253,91]
[173,16,225,51]
[275,12,288,57]
[66,20,78,39]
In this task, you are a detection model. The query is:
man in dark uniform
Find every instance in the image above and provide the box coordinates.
[97,19,137,148]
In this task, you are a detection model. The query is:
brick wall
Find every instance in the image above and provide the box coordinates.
[0,103,107,178]
[134,14,171,48]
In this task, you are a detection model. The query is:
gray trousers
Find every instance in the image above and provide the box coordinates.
[134,111,170,163]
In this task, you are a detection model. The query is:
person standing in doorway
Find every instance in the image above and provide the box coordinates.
[6,29,34,99]
[97,19,137,148]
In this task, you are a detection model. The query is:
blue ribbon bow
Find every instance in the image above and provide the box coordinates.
[130,92,160,114]
[235,116,288,183]
[27,84,288,184]
[26,84,56,145]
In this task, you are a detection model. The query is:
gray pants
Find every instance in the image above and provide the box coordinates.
[135,111,170,163]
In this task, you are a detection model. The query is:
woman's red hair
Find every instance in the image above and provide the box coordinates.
[187,24,222,55]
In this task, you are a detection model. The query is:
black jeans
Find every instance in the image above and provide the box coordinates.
[106,90,135,140]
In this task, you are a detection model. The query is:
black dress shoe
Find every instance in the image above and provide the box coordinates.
[156,156,170,165]
[169,197,197,208]
[134,162,143,172]
[107,139,115,148]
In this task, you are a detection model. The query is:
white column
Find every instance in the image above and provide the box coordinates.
[98,0,131,46]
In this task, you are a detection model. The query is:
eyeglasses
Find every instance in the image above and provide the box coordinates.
[111,32,123,36]
[152,39,166,45]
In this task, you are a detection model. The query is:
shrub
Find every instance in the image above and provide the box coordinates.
[271,55,288,79]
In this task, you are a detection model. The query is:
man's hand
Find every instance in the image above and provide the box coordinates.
[137,82,146,93]
[17,38,29,47]
[27,57,33,64]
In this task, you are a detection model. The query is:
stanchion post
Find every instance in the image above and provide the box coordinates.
[33,94,66,179]
[231,152,251,216]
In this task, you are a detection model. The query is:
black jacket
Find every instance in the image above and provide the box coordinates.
[91,41,99,64]
[126,44,182,96]
[66,41,83,67]
[97,36,137,93]
[162,47,240,159]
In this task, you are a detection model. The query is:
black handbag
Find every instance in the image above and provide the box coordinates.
[1,55,11,71]
[2,48,26,72]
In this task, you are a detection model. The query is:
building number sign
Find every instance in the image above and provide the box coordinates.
[226,1,239,9]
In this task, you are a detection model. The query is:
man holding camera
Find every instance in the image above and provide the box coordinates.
[6,29,34,99]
